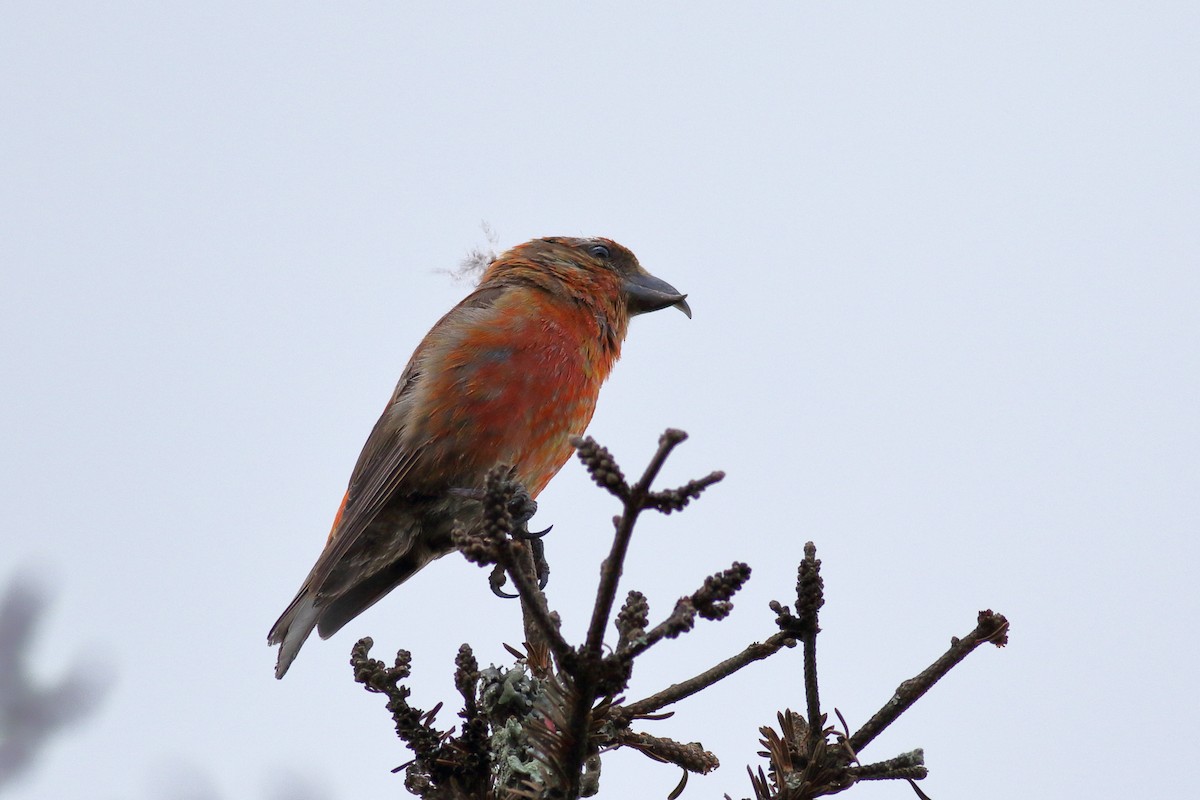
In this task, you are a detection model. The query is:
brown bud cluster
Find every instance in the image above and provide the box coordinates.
[571,435,629,498]
[692,561,751,621]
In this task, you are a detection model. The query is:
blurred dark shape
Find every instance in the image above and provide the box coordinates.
[149,758,331,800]
[0,575,111,790]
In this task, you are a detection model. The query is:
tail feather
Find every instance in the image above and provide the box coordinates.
[268,592,320,679]
[316,544,442,640]
[268,534,448,678]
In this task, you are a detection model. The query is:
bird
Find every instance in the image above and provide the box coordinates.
[268,236,690,678]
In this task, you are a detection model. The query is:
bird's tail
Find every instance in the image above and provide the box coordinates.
[268,590,321,679]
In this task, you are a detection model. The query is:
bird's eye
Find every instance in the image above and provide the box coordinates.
[588,244,611,259]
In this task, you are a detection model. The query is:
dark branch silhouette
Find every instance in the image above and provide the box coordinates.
[0,575,112,790]
[350,430,1009,799]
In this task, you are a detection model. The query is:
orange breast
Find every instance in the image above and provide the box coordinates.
[418,289,619,496]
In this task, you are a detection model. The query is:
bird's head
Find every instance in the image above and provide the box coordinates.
[489,236,691,320]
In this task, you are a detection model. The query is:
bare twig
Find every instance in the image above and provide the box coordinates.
[612,729,720,774]
[512,544,555,677]
[619,631,795,720]
[846,749,927,781]
[848,609,1009,753]
[501,540,570,673]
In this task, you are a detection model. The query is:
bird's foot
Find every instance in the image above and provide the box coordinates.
[463,482,553,596]
[507,487,537,530]
[489,564,518,598]
[508,488,551,589]
[450,485,553,539]
[488,538,550,596]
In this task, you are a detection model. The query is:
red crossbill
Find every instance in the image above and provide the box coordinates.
[268,237,689,678]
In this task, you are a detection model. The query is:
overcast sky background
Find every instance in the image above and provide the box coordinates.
[2,3,1197,799]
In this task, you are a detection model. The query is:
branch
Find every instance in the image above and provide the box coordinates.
[734,546,1008,800]
[848,609,1010,753]
[348,432,1009,800]
[454,467,575,672]
[349,640,447,780]
[580,428,690,661]
[618,562,753,661]
[558,429,723,799]
[619,630,795,720]
[796,543,824,737]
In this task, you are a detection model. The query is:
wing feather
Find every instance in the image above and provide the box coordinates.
[268,283,512,676]
[310,283,511,586]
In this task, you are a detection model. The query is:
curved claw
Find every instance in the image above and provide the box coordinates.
[516,524,553,540]
[489,564,519,599]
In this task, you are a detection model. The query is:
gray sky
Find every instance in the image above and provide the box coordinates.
[2,3,1197,798]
